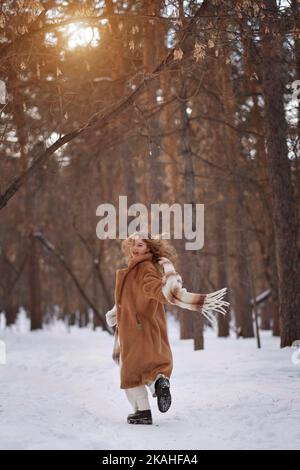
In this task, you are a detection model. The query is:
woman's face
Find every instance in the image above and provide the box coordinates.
[130,237,150,257]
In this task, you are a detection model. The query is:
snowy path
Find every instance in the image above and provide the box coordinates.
[0,313,299,450]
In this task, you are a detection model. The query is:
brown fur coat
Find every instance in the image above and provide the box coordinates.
[113,251,173,389]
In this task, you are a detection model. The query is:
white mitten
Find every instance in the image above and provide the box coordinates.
[105,304,117,327]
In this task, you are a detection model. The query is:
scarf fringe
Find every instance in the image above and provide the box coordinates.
[204,288,230,314]
[201,288,230,326]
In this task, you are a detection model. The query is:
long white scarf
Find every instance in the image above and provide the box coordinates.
[158,256,229,327]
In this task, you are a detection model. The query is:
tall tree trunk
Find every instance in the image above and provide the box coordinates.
[260,0,300,347]
[239,15,280,337]
[142,0,165,204]
[215,200,230,338]
[29,234,42,330]
[177,75,204,347]
[213,95,230,337]
[221,44,254,338]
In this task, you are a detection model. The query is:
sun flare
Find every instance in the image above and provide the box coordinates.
[65,24,100,49]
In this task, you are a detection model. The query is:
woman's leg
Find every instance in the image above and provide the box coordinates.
[124,385,151,412]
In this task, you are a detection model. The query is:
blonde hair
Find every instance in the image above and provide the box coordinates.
[121,231,178,272]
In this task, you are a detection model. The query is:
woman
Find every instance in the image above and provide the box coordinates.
[106,231,229,425]
[106,231,178,425]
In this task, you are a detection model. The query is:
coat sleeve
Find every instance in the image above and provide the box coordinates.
[141,263,169,304]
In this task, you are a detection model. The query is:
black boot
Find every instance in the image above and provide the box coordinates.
[155,377,172,413]
[127,409,153,425]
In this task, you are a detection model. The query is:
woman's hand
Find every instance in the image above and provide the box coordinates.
[106,304,117,327]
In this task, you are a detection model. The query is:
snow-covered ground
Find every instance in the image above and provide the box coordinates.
[0,310,299,450]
